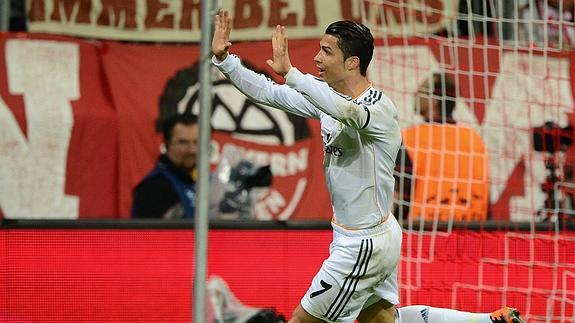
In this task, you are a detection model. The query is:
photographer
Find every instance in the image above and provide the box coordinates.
[131,113,198,219]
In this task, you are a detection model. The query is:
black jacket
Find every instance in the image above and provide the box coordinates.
[131,155,195,218]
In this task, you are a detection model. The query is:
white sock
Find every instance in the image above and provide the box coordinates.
[396,305,492,323]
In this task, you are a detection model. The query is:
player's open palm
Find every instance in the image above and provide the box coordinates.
[212,9,232,60]
[266,25,293,77]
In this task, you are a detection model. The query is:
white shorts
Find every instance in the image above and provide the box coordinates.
[300,215,402,323]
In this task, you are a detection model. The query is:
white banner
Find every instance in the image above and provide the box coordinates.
[27,0,459,42]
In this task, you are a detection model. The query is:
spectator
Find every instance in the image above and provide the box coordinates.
[518,0,575,50]
[131,113,198,219]
[395,73,490,222]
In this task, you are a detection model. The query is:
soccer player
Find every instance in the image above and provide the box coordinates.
[211,9,523,323]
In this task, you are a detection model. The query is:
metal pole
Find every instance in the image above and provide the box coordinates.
[0,0,10,31]
[194,0,216,322]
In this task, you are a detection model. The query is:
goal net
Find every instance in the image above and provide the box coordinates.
[363,1,575,322]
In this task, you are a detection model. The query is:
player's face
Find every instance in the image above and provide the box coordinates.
[314,34,347,87]
[167,123,199,171]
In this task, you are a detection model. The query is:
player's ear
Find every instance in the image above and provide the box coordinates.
[345,56,360,71]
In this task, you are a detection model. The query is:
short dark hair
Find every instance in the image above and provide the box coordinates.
[325,20,374,76]
[161,113,198,143]
[431,72,456,120]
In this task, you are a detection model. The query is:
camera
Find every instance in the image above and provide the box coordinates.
[531,121,574,221]
[219,161,272,217]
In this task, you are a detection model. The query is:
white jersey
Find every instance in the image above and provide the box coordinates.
[213,54,402,229]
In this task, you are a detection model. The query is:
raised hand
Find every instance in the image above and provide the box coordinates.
[212,9,232,61]
[266,25,293,77]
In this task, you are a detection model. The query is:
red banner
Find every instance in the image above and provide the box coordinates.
[1,33,574,220]
[0,33,333,220]
[0,34,118,219]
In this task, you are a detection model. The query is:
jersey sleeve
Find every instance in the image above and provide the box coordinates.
[362,96,402,142]
[212,55,322,120]
[284,67,370,130]
[285,67,401,141]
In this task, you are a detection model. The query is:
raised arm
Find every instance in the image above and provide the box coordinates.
[211,9,321,119]
[286,68,370,130]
